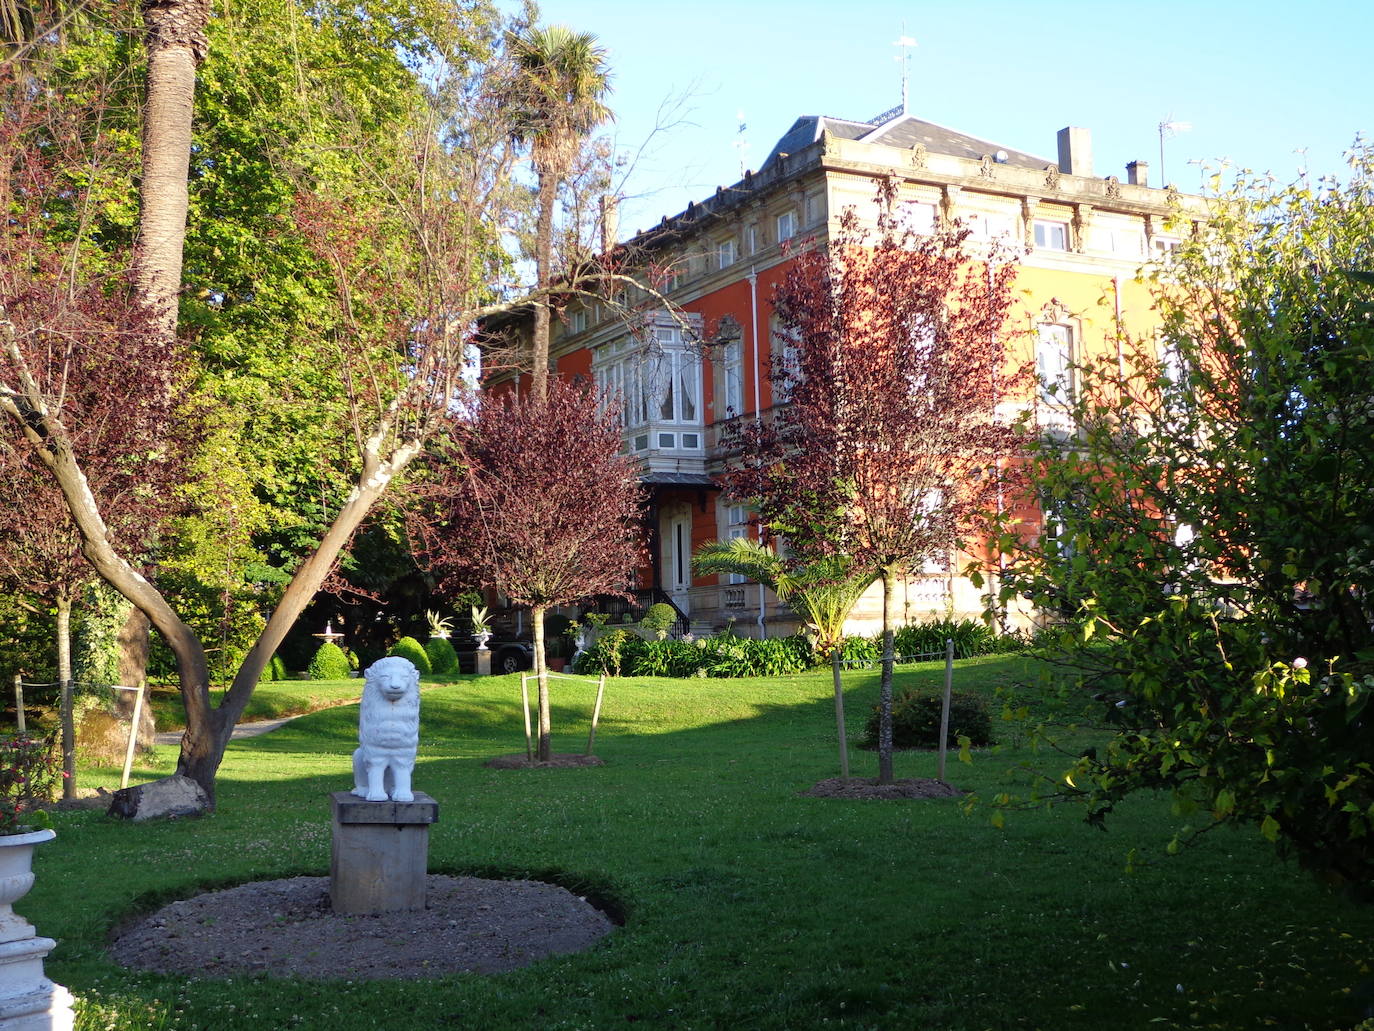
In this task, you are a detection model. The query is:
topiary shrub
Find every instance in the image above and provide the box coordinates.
[270,654,288,681]
[307,642,352,681]
[640,603,678,640]
[861,689,995,750]
[388,636,432,675]
[425,636,458,675]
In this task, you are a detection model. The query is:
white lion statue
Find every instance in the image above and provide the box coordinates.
[352,656,421,802]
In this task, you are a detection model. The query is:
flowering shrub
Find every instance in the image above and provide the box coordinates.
[0,733,60,834]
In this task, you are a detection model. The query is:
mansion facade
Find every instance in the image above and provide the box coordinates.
[496,107,1207,637]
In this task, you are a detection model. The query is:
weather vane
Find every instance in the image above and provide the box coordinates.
[733,109,750,178]
[893,28,917,114]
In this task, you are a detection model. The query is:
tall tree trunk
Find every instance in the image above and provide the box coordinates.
[56,590,74,800]
[877,570,895,784]
[832,646,849,780]
[133,0,208,340]
[530,171,555,400]
[532,601,550,761]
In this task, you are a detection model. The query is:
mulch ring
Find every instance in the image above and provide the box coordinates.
[800,777,966,800]
[483,753,605,770]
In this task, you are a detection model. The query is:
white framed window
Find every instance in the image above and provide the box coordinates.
[746,224,759,255]
[901,201,937,236]
[969,212,1016,241]
[721,338,744,417]
[1036,323,1073,405]
[569,309,587,334]
[1033,220,1069,251]
[592,315,704,453]
[717,238,738,270]
[1151,236,1181,264]
[776,210,797,243]
[771,321,802,401]
[723,504,752,584]
[1042,497,1077,560]
[1107,228,1144,258]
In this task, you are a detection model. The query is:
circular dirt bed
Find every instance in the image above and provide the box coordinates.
[111,875,615,981]
[801,776,965,800]
[483,753,605,770]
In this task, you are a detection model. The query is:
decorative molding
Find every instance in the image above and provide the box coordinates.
[910,143,928,170]
[979,154,996,179]
[1071,203,1093,252]
[940,184,962,228]
[1021,197,1040,248]
[1044,164,1061,190]
[1104,176,1122,199]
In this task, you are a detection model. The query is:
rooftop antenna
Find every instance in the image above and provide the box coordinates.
[1158,116,1192,187]
[733,109,750,178]
[893,28,917,113]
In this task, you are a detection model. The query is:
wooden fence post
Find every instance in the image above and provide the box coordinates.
[586,675,606,756]
[11,675,22,734]
[520,674,533,762]
[937,638,954,783]
[120,684,146,790]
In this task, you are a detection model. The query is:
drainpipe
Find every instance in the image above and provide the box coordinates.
[1112,275,1125,380]
[749,268,767,636]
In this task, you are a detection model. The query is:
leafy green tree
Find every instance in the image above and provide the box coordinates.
[996,145,1374,892]
[694,537,873,777]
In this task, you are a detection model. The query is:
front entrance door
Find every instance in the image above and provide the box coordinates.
[666,510,692,615]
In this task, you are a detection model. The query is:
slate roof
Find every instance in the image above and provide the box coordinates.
[760,110,1052,172]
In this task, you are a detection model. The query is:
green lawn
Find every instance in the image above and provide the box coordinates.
[39,658,1374,1030]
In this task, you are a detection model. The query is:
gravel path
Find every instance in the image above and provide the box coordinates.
[110,875,616,980]
[154,715,301,747]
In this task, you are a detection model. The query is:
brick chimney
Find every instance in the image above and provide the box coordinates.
[599,194,620,254]
[1056,127,1093,177]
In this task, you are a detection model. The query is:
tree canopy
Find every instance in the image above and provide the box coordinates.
[995,145,1374,893]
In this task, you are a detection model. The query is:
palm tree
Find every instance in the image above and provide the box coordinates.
[694,538,875,778]
[507,23,611,400]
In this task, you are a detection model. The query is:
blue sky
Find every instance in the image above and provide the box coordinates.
[518,0,1373,240]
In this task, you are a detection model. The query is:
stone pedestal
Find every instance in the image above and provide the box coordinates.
[0,830,73,1031]
[476,647,491,676]
[329,792,438,915]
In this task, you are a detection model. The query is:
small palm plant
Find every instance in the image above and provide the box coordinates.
[694,537,874,778]
[425,609,454,640]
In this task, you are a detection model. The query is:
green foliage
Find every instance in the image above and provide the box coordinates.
[71,585,125,688]
[862,689,994,750]
[572,629,642,677]
[998,145,1374,892]
[573,632,813,679]
[424,636,458,675]
[271,654,289,681]
[837,635,880,668]
[639,603,677,640]
[306,642,351,681]
[387,636,432,675]
[0,732,59,834]
[892,618,1022,660]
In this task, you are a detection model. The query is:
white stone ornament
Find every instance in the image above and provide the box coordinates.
[352,656,420,802]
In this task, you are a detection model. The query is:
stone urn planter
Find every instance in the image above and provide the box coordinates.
[0,828,74,1030]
